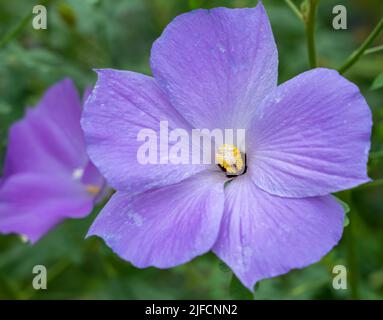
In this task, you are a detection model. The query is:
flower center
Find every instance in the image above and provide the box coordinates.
[216,144,246,176]
[72,168,101,196]
[86,185,101,195]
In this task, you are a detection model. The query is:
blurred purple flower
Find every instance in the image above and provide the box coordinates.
[81,3,372,289]
[0,79,105,243]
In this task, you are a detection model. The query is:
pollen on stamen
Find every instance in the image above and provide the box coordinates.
[86,185,101,195]
[215,144,245,176]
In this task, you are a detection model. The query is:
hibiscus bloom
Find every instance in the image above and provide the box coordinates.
[82,3,371,289]
[0,79,105,243]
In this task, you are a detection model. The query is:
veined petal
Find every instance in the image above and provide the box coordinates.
[87,172,225,268]
[3,79,87,178]
[213,176,344,290]
[248,68,372,198]
[82,69,208,194]
[35,78,86,159]
[151,3,278,130]
[0,173,94,243]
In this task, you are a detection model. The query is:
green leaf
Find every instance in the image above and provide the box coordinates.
[218,261,231,273]
[229,274,254,300]
[371,73,383,90]
[0,102,11,115]
[188,0,204,9]
[334,196,350,227]
[300,0,310,18]
[343,215,350,227]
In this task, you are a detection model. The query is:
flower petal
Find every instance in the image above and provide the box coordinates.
[87,173,225,268]
[35,78,85,158]
[0,174,94,243]
[151,3,278,130]
[3,79,87,178]
[82,69,208,194]
[213,176,344,290]
[81,161,104,189]
[248,68,372,197]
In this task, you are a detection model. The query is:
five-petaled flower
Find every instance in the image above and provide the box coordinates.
[0,79,105,243]
[82,3,372,290]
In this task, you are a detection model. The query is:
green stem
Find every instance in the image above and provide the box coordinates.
[369,150,383,159]
[364,44,383,55]
[0,11,32,49]
[0,0,52,50]
[23,258,72,299]
[284,0,304,22]
[304,0,319,68]
[143,0,168,32]
[344,191,359,299]
[338,17,383,74]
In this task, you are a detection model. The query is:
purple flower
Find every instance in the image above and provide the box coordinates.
[82,3,372,289]
[0,79,105,243]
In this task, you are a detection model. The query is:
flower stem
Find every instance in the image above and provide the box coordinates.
[338,17,383,74]
[284,0,304,22]
[370,150,383,159]
[0,0,50,49]
[0,11,32,49]
[22,258,72,299]
[364,44,383,55]
[344,191,360,299]
[304,0,320,69]
[143,0,168,32]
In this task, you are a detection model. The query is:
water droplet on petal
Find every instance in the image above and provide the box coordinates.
[126,211,143,227]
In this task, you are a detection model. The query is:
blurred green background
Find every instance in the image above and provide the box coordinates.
[0,0,382,299]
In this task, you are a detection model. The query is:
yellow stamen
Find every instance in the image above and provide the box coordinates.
[86,185,101,195]
[216,144,244,175]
